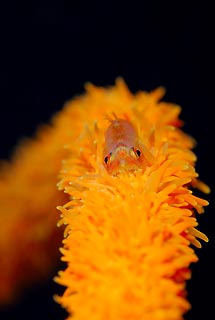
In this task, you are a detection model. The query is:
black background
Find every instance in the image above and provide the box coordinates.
[0,1,214,319]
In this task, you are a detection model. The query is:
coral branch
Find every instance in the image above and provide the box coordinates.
[54,79,209,320]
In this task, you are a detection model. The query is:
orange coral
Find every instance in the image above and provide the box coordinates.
[0,123,69,304]
[0,79,209,320]
[54,79,209,320]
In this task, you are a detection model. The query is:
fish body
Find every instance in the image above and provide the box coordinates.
[103,118,151,173]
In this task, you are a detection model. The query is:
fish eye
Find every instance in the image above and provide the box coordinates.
[132,148,141,158]
[135,149,141,157]
[104,152,112,164]
[104,156,109,164]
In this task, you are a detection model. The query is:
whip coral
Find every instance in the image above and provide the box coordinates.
[0,123,69,304]
[54,79,210,320]
[0,78,209,320]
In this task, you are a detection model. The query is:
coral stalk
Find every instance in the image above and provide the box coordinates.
[54,79,210,320]
[0,78,209,319]
[0,119,69,304]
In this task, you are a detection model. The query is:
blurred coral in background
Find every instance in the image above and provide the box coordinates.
[0,117,69,304]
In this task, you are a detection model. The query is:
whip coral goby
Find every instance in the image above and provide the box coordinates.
[54,79,210,320]
[103,117,154,174]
